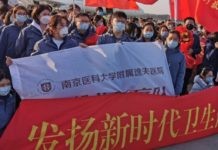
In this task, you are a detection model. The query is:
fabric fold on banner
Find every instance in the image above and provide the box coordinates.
[85,0,139,10]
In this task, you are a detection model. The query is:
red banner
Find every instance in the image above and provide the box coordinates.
[136,0,158,4]
[85,0,139,10]
[195,0,218,32]
[170,0,218,32]
[1,87,218,149]
[170,0,197,20]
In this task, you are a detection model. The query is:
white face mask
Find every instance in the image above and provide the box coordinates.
[40,15,51,25]
[0,85,11,96]
[167,40,178,49]
[143,31,154,39]
[59,27,69,38]
[113,22,125,32]
[78,23,90,31]
[16,14,27,23]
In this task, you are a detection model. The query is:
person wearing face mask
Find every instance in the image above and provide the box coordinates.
[126,22,140,41]
[70,13,97,46]
[184,17,201,57]
[14,4,52,58]
[31,15,78,55]
[97,11,132,44]
[190,67,214,93]
[203,32,218,80]
[165,19,175,31]
[0,69,16,136]
[96,7,104,16]
[136,22,157,42]
[165,31,186,96]
[0,6,27,75]
[0,5,8,27]
[93,15,107,36]
[158,25,169,44]
[0,9,13,35]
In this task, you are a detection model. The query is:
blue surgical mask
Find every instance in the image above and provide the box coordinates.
[161,31,169,38]
[59,27,69,38]
[0,85,11,96]
[167,40,178,49]
[78,23,90,31]
[113,22,125,32]
[143,31,154,39]
[16,14,27,23]
[206,77,214,84]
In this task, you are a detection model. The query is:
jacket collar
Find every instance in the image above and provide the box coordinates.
[45,35,68,50]
[31,20,43,34]
[165,46,180,54]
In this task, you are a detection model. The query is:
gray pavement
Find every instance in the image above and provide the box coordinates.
[159,134,218,150]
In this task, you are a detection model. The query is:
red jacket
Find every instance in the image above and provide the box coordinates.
[84,34,99,46]
[96,25,108,36]
[176,26,196,69]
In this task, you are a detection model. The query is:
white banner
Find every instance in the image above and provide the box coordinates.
[9,42,175,99]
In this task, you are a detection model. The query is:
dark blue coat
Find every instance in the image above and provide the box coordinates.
[0,94,16,136]
[97,32,132,44]
[70,26,96,44]
[0,24,24,67]
[192,34,201,55]
[0,25,5,36]
[203,39,218,75]
[15,25,43,58]
[136,37,154,42]
[32,35,79,55]
[166,47,186,95]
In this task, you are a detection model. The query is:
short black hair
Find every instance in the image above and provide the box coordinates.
[169,30,181,41]
[93,15,103,24]
[96,7,103,12]
[31,4,52,24]
[200,67,213,77]
[75,13,90,19]
[168,30,181,48]
[133,17,139,22]
[142,22,157,41]
[0,69,9,81]
[159,25,169,32]
[184,17,196,24]
[13,5,28,18]
[111,11,127,20]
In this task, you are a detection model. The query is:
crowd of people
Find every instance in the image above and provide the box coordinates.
[0,0,218,136]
